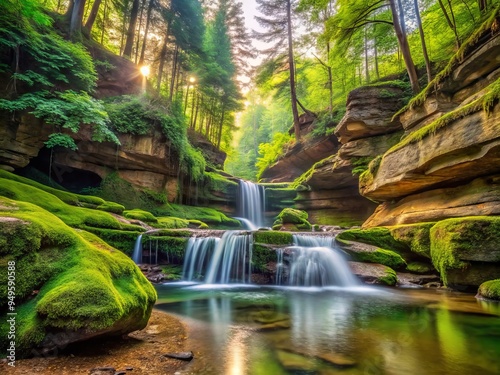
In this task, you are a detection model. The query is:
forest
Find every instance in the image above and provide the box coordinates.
[0,0,493,182]
[1,0,500,374]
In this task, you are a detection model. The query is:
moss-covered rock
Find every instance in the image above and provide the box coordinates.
[80,226,143,255]
[273,208,312,231]
[349,248,407,270]
[430,217,500,287]
[154,203,240,228]
[97,201,125,215]
[389,223,435,259]
[253,231,293,246]
[0,197,156,356]
[123,209,158,223]
[477,279,500,301]
[337,227,409,253]
[156,216,190,229]
[379,267,398,286]
[252,244,278,272]
[143,235,188,262]
[407,261,434,274]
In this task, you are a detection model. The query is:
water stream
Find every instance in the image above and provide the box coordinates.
[155,284,500,375]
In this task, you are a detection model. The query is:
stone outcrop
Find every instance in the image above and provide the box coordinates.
[361,28,500,226]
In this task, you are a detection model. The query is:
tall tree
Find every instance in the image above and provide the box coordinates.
[123,0,140,57]
[84,0,103,32]
[414,0,432,83]
[255,0,302,141]
[67,0,87,38]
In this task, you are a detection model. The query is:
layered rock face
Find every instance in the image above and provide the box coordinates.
[361,31,500,226]
[295,83,407,226]
[359,25,500,289]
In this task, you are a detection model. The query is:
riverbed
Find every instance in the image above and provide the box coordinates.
[155,283,500,375]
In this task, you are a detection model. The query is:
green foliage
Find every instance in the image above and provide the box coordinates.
[310,108,346,138]
[351,156,375,176]
[160,265,184,281]
[255,132,293,179]
[44,133,78,151]
[97,202,125,215]
[478,279,500,301]
[104,96,153,135]
[253,231,293,246]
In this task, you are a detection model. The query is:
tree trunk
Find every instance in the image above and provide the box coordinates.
[478,0,488,12]
[286,0,301,141]
[169,45,179,102]
[156,26,170,93]
[389,0,420,93]
[134,0,147,63]
[326,42,333,111]
[84,0,102,33]
[414,0,432,83]
[123,0,140,58]
[364,27,370,83]
[139,0,154,65]
[216,109,225,149]
[374,33,380,80]
[100,0,108,44]
[69,0,87,38]
[396,0,407,35]
[437,0,460,48]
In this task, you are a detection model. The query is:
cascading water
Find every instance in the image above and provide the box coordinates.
[132,234,143,264]
[237,180,265,228]
[205,231,253,284]
[275,234,359,287]
[181,232,253,284]
[183,237,220,281]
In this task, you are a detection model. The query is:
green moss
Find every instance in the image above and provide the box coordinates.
[389,223,435,258]
[388,78,500,155]
[351,156,375,176]
[407,262,434,274]
[144,236,188,261]
[347,248,407,270]
[188,219,209,229]
[273,208,312,231]
[478,279,500,301]
[290,155,335,189]
[160,265,184,281]
[430,216,500,286]
[337,227,409,253]
[394,6,500,118]
[253,231,293,246]
[0,177,141,232]
[154,203,240,228]
[0,170,105,207]
[97,201,125,215]
[156,216,190,229]
[123,209,158,223]
[204,171,238,193]
[152,229,192,237]
[252,244,278,273]
[0,198,156,356]
[80,226,142,255]
[378,267,398,286]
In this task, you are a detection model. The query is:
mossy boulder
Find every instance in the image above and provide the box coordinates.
[157,216,190,229]
[477,279,500,301]
[143,235,188,263]
[406,261,434,274]
[154,204,241,228]
[389,223,435,259]
[0,197,156,357]
[97,201,125,215]
[430,216,500,287]
[349,262,398,286]
[273,208,312,231]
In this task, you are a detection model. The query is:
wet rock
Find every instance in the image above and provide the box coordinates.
[90,367,115,375]
[163,351,194,361]
[315,352,356,367]
[256,320,291,331]
[276,349,317,372]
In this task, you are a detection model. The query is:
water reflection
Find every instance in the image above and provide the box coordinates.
[155,285,500,375]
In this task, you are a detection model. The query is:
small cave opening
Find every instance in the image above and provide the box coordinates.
[19,147,102,193]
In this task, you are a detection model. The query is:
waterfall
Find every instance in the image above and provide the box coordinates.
[275,234,358,287]
[276,248,285,286]
[181,232,253,284]
[183,237,220,281]
[205,231,253,284]
[237,180,265,228]
[132,234,143,264]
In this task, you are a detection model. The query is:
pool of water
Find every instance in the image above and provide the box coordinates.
[155,283,500,375]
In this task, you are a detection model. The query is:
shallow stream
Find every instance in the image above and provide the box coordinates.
[155,283,500,375]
